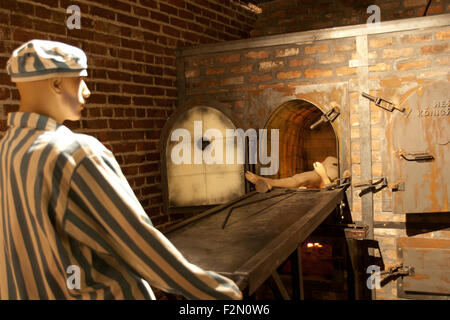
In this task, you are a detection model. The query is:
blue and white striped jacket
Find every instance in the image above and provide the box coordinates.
[0,111,242,300]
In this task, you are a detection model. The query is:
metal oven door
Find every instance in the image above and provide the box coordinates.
[384,80,450,214]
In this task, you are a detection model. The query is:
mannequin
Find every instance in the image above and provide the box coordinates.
[245,156,340,193]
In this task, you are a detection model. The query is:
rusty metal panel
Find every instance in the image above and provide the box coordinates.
[397,238,450,299]
[384,80,450,214]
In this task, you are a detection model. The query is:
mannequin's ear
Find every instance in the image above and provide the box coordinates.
[49,77,63,94]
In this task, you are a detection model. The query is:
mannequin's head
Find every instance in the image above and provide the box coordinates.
[6,39,90,123]
[321,156,339,181]
[16,76,90,123]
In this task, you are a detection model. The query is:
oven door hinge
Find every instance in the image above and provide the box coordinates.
[361,92,407,113]
[310,106,340,130]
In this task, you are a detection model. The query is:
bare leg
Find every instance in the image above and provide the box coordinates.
[245,170,322,191]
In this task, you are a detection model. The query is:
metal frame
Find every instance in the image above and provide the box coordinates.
[178,14,450,57]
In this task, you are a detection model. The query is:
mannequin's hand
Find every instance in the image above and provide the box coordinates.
[313,162,331,186]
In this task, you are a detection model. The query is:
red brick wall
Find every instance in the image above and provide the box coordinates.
[252,0,450,37]
[0,0,257,229]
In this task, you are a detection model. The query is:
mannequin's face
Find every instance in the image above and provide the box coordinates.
[57,77,90,121]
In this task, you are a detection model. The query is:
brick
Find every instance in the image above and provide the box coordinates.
[160,3,178,15]
[221,76,244,86]
[205,67,225,75]
[403,0,428,7]
[0,87,9,100]
[90,6,116,20]
[351,127,360,139]
[140,0,157,8]
[436,30,450,40]
[150,10,169,23]
[259,60,284,72]
[111,143,136,153]
[275,47,299,57]
[30,0,58,6]
[35,6,52,19]
[244,50,269,60]
[334,43,355,52]
[336,66,357,76]
[350,114,359,126]
[369,63,391,72]
[83,119,108,129]
[140,19,160,32]
[117,13,139,26]
[230,64,253,74]
[162,25,180,38]
[191,79,218,89]
[369,38,393,48]
[420,43,448,54]
[396,59,430,70]
[276,70,302,80]
[108,95,131,105]
[34,20,66,35]
[401,34,432,43]
[436,56,450,65]
[109,119,132,129]
[351,153,360,163]
[96,82,120,92]
[289,57,314,67]
[351,141,360,152]
[249,74,273,83]
[185,69,199,78]
[318,54,346,64]
[382,48,414,59]
[305,44,328,54]
[216,53,240,64]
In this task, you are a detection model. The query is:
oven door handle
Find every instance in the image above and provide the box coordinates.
[398,150,435,162]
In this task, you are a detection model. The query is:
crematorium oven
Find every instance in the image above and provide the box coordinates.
[160,14,450,300]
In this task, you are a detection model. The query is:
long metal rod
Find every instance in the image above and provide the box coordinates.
[356,34,375,300]
[222,190,296,229]
[423,0,433,16]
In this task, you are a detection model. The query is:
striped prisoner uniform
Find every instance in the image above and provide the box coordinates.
[0,111,242,300]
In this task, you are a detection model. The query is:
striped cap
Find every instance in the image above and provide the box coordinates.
[6,39,88,82]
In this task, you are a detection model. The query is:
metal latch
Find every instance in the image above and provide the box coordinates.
[398,150,435,162]
[361,92,406,113]
[354,177,388,196]
[379,264,415,287]
[354,177,405,195]
[325,171,352,191]
[380,264,415,277]
[310,106,340,130]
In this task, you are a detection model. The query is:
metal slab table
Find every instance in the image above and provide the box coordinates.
[165,188,346,299]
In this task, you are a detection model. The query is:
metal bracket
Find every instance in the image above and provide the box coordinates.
[389,181,405,192]
[310,106,340,130]
[354,177,388,197]
[361,92,406,113]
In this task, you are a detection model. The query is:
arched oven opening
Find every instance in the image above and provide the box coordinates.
[263,99,338,180]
